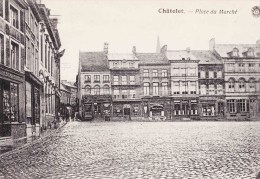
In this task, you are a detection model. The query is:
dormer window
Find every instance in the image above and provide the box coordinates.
[232,48,239,57]
[247,48,254,57]
[129,62,135,68]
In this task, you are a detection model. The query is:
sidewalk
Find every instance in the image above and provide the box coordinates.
[0,121,67,156]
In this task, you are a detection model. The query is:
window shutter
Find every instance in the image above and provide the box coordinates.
[4,0,8,21]
[6,37,10,66]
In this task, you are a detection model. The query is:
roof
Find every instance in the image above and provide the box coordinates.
[166,50,198,61]
[61,80,77,89]
[191,50,222,65]
[60,83,71,93]
[107,53,138,60]
[136,53,168,64]
[215,44,260,58]
[80,52,109,72]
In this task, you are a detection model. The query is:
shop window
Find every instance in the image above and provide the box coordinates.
[93,103,101,114]
[238,99,248,113]
[26,82,32,122]
[174,103,181,115]
[202,103,215,116]
[227,99,236,113]
[11,41,19,70]
[113,105,122,115]
[132,105,139,116]
[190,103,197,115]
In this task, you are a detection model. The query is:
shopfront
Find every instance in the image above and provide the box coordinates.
[172,98,199,120]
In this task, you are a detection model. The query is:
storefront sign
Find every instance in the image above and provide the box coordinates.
[0,68,23,82]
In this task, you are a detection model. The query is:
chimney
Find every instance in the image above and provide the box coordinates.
[104,43,108,54]
[209,38,215,51]
[160,45,167,54]
[132,46,136,54]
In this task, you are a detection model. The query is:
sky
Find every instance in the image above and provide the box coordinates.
[41,0,260,82]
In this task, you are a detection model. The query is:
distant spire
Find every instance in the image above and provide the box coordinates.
[156,36,161,53]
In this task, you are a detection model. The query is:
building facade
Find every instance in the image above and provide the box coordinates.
[78,40,260,121]
[0,0,63,140]
[212,39,260,120]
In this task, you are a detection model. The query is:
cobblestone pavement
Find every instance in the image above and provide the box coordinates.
[0,122,260,179]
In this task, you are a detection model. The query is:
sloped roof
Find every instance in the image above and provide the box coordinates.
[107,53,138,60]
[136,53,168,64]
[191,50,222,64]
[80,52,109,72]
[215,44,260,58]
[166,50,198,60]
[60,83,71,93]
[61,80,77,89]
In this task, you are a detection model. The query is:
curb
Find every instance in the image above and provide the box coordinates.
[0,122,67,158]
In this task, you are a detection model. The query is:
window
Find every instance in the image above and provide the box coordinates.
[238,79,245,92]
[11,41,19,70]
[0,34,4,65]
[162,82,168,96]
[200,84,207,95]
[35,49,38,76]
[172,81,180,94]
[0,0,3,17]
[94,75,100,82]
[238,64,245,72]
[10,6,19,29]
[188,67,196,76]
[129,62,135,68]
[152,83,159,96]
[217,71,222,78]
[205,71,209,78]
[113,62,119,68]
[208,84,215,95]
[31,43,35,73]
[113,89,120,99]
[172,67,179,76]
[122,90,127,99]
[152,70,158,77]
[143,70,149,77]
[85,75,91,82]
[162,70,167,77]
[232,48,239,57]
[144,83,150,96]
[130,76,135,85]
[45,43,47,68]
[103,75,109,83]
[227,64,235,72]
[113,76,119,85]
[249,78,256,92]
[227,99,236,113]
[94,85,100,95]
[84,85,91,95]
[103,85,110,94]
[214,72,217,78]
[217,84,223,95]
[40,35,43,62]
[180,81,188,94]
[189,81,196,94]
[200,71,205,78]
[130,90,136,98]
[248,48,254,57]
[249,64,255,72]
[228,79,235,92]
[10,83,18,122]
[180,68,186,76]
[209,71,214,79]
[122,76,127,85]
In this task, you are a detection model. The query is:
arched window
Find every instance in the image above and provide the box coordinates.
[248,48,254,57]
[94,85,100,95]
[238,78,245,92]
[84,85,91,95]
[249,78,256,92]
[103,85,110,94]
[228,78,235,92]
[233,48,239,57]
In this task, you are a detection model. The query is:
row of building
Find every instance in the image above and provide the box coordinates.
[0,0,64,140]
[78,39,260,121]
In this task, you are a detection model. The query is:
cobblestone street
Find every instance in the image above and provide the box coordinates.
[0,122,260,179]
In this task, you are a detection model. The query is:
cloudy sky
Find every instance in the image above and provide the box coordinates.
[42,0,260,82]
